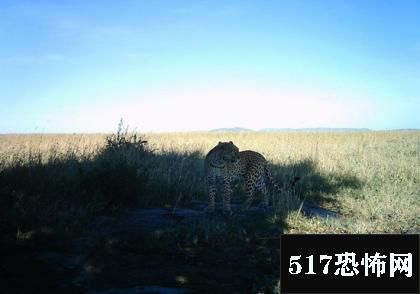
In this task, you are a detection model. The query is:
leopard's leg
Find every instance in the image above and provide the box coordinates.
[222,177,232,215]
[257,176,269,208]
[245,175,256,206]
[206,175,217,213]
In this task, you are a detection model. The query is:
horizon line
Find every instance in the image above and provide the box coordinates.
[1,128,419,135]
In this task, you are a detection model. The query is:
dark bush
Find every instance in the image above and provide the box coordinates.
[0,121,153,236]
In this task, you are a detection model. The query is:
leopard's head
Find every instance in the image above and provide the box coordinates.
[217,141,240,163]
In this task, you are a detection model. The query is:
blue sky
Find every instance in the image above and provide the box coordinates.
[0,0,419,132]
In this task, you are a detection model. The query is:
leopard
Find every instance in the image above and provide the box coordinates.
[204,141,299,215]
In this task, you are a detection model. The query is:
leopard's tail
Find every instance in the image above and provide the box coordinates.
[264,165,300,193]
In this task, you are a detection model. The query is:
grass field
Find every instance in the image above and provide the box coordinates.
[1,128,419,292]
[149,131,420,234]
[1,129,419,237]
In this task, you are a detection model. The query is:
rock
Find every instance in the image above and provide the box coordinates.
[31,200,339,292]
[301,202,340,218]
[190,199,340,218]
[89,208,207,239]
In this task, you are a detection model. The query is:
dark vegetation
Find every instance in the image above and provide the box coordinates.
[0,122,363,293]
[0,122,205,239]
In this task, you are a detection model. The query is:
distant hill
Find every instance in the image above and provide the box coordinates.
[392,129,420,132]
[209,127,371,133]
[210,127,254,133]
[260,128,371,132]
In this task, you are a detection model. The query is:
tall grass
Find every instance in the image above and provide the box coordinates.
[0,130,419,238]
[148,131,419,233]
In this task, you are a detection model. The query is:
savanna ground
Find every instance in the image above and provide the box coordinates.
[1,125,419,292]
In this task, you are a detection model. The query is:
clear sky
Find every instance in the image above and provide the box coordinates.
[1,0,419,133]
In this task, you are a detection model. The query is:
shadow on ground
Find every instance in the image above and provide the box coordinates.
[0,140,363,293]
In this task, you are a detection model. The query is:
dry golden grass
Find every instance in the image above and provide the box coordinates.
[1,131,419,234]
[148,131,420,233]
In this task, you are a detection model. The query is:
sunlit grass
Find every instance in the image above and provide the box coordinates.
[0,131,419,234]
[147,131,419,233]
